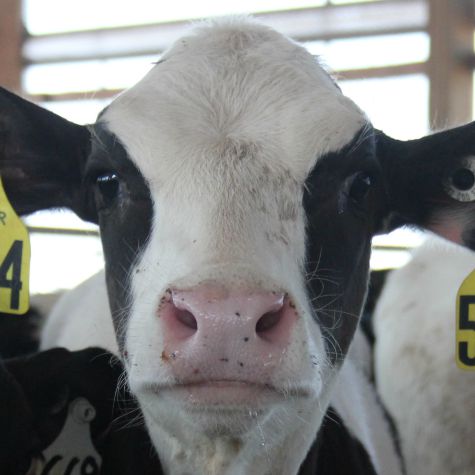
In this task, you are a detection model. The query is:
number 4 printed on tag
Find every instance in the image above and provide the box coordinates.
[0,177,30,315]
[0,240,23,310]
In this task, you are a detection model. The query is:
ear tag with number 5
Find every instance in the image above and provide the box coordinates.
[456,269,475,369]
[0,177,30,314]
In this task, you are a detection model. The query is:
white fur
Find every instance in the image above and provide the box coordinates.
[374,237,475,475]
[41,270,118,354]
[100,18,368,475]
[332,345,402,475]
[41,18,401,475]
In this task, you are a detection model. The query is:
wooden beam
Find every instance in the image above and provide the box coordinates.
[337,62,427,81]
[0,0,22,91]
[428,0,474,129]
[30,63,429,104]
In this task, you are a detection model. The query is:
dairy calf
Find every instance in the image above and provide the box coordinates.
[2,18,475,475]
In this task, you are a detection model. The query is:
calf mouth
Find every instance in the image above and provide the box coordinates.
[164,380,279,407]
[135,376,319,437]
[140,379,313,408]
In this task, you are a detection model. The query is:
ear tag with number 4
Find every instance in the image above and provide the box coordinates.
[0,177,30,314]
[456,268,475,369]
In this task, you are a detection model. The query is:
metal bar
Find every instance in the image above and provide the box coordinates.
[27,226,99,236]
[31,89,123,103]
[372,245,416,251]
[23,1,428,65]
[26,225,417,253]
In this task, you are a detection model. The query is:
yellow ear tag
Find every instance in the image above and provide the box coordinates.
[456,269,475,369]
[0,178,30,314]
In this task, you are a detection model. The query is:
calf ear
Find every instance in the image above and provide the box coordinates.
[376,122,475,249]
[0,87,94,221]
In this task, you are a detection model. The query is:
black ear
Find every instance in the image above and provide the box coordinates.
[377,122,475,248]
[0,87,95,221]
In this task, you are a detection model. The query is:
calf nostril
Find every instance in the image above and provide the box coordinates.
[175,309,198,330]
[256,308,284,335]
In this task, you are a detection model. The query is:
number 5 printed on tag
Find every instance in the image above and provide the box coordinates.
[456,269,475,369]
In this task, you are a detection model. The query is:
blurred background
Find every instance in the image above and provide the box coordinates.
[1,0,473,295]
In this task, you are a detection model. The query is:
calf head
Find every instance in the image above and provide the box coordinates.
[2,18,475,474]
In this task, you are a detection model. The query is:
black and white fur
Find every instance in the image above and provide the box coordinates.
[2,17,475,475]
[373,238,475,475]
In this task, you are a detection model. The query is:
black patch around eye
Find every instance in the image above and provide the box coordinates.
[84,123,154,351]
[303,124,379,363]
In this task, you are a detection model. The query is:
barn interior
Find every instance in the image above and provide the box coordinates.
[0,1,474,473]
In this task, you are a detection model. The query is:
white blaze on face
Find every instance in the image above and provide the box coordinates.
[102,16,366,440]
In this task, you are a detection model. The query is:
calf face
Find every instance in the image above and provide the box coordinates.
[2,17,475,474]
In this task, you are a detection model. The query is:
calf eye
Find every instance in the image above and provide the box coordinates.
[348,172,372,204]
[96,172,120,208]
[445,158,475,202]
